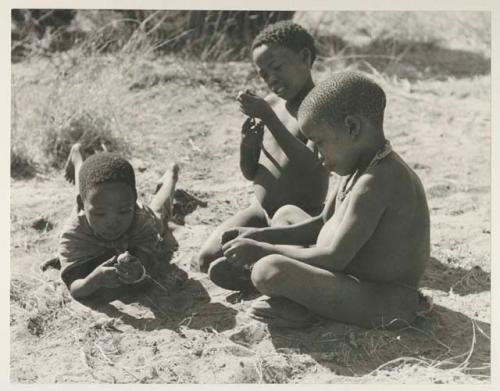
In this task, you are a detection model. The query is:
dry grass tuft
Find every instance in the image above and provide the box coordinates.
[11,145,37,179]
[41,112,127,169]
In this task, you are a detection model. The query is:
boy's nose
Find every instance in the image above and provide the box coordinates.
[107,217,122,230]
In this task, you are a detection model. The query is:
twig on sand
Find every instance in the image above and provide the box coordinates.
[188,138,202,152]
[80,348,93,370]
[94,343,114,365]
[365,319,488,381]
[177,313,197,328]
[392,320,451,354]
[94,342,141,382]
[473,320,490,341]
[254,357,264,384]
[145,274,170,293]
[201,326,219,335]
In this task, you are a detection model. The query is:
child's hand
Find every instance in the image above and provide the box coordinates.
[115,251,146,284]
[241,118,264,151]
[92,257,123,289]
[241,117,264,136]
[222,238,269,267]
[237,90,273,121]
[221,227,260,245]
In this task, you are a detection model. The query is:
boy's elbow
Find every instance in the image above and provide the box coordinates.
[241,170,256,181]
[68,279,93,299]
[240,163,257,180]
[316,246,339,272]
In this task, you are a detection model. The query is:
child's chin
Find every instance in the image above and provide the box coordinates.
[330,165,351,176]
[98,231,126,241]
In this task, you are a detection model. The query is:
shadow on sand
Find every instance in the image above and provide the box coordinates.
[266,303,489,378]
[80,262,238,333]
[261,255,490,377]
[421,257,490,296]
[317,35,490,80]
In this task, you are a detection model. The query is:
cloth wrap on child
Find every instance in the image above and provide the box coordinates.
[58,202,170,288]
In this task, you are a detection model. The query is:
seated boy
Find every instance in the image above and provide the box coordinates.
[58,144,179,299]
[195,21,329,275]
[220,72,431,329]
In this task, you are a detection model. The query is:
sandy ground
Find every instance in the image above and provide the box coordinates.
[10,48,490,383]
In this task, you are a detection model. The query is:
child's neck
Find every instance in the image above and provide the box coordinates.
[286,76,314,115]
[354,134,387,174]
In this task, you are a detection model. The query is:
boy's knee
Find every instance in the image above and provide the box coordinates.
[270,205,300,227]
[251,255,288,295]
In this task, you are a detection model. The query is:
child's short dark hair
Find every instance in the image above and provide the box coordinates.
[78,153,137,201]
[252,21,316,65]
[299,71,386,127]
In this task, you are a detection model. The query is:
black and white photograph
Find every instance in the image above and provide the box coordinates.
[8,2,493,385]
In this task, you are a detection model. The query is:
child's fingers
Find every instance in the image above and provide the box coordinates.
[241,118,252,134]
[221,238,238,252]
[115,262,144,280]
[236,90,248,101]
[102,255,117,266]
[115,261,140,274]
[101,266,118,275]
[223,246,235,259]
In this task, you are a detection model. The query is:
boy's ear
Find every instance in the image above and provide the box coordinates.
[344,115,361,139]
[300,48,312,66]
[76,194,84,211]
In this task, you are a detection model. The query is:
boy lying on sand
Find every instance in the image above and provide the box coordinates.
[58,144,179,299]
[194,21,329,277]
[220,72,431,329]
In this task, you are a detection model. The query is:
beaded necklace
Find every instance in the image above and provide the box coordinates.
[337,140,393,203]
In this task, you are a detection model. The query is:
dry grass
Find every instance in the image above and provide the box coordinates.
[12,10,294,62]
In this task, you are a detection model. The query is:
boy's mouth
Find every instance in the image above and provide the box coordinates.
[100,230,125,241]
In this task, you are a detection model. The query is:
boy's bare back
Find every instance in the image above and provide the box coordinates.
[253,95,329,216]
[318,152,429,286]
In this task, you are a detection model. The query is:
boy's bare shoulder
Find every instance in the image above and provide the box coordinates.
[353,154,411,197]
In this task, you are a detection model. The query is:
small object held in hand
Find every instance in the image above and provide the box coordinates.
[115,251,146,284]
[242,116,264,137]
[237,89,254,101]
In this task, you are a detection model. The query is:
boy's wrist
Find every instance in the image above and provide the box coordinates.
[86,268,105,288]
[259,242,274,256]
[241,134,262,149]
[260,109,276,125]
[251,228,266,242]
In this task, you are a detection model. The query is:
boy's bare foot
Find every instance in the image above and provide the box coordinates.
[40,256,61,271]
[208,257,256,292]
[154,163,180,194]
[249,296,319,328]
[64,143,84,184]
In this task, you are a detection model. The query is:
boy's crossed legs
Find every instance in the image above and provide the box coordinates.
[249,254,421,329]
